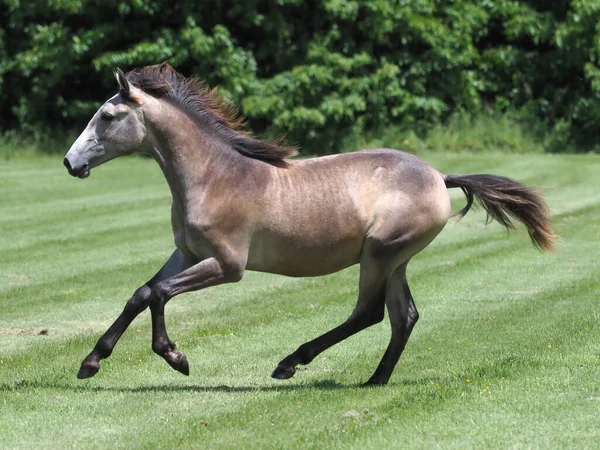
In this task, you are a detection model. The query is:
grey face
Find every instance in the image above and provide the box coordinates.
[63,72,147,178]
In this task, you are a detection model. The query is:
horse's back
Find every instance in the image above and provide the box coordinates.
[290,148,450,229]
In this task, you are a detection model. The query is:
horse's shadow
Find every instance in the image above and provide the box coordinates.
[1,378,353,394]
[83,379,351,394]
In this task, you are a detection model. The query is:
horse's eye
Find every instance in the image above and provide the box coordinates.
[101,111,115,122]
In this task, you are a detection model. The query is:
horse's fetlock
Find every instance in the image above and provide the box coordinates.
[152,339,170,355]
[296,344,314,364]
[95,342,113,358]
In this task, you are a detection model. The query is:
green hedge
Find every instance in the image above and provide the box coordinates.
[1,0,600,153]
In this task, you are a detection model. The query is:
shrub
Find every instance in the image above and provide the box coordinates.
[1,0,599,153]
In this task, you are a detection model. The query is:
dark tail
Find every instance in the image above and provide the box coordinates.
[444,174,557,252]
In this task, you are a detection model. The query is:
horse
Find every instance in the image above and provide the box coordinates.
[63,63,556,385]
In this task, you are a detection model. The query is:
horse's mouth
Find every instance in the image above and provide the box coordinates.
[76,167,91,179]
[64,158,90,178]
[68,166,90,179]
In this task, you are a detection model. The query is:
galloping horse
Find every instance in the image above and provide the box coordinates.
[63,64,556,385]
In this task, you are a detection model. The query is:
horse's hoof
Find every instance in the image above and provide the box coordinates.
[271,364,296,380]
[77,360,100,379]
[167,352,190,376]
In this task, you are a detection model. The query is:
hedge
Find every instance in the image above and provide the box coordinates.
[1,0,599,153]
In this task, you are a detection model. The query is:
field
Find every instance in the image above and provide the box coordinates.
[1,151,599,449]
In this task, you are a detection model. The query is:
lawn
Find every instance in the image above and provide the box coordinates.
[1,151,599,449]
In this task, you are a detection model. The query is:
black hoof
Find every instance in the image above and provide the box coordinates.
[167,352,190,376]
[77,360,100,379]
[271,364,296,380]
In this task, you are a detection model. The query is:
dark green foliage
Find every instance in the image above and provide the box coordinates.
[1,0,600,153]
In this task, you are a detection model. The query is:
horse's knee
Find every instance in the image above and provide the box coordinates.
[123,285,154,314]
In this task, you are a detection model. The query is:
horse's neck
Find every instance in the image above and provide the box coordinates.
[146,108,260,210]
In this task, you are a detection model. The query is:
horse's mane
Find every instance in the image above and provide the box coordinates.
[125,63,297,163]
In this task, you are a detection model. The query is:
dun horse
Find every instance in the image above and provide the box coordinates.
[63,64,556,385]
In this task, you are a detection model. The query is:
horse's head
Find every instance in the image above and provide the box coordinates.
[63,69,148,178]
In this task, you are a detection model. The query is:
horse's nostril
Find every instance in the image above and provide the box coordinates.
[63,158,72,171]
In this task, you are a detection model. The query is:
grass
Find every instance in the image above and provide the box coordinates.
[1,151,599,449]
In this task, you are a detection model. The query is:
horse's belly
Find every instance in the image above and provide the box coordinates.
[246,232,363,277]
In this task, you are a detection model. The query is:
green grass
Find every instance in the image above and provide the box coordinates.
[1,151,599,449]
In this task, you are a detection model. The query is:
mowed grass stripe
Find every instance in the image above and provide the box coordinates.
[131,272,598,449]
[0,191,169,229]
[0,156,167,218]
[1,268,596,443]
[117,282,598,449]
[1,211,169,265]
[1,152,599,449]
[0,231,171,296]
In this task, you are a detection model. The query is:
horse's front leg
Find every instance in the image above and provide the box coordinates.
[148,255,244,373]
[77,249,194,379]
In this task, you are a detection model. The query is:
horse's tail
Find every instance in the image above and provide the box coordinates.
[444,174,557,252]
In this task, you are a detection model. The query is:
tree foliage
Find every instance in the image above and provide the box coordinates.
[1,0,599,153]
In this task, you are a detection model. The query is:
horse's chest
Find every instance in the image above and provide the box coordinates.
[179,222,218,258]
[171,206,218,259]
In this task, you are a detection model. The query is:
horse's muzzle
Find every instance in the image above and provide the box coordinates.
[63,158,90,179]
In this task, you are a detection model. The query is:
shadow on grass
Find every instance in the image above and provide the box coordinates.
[1,353,532,395]
[1,351,542,411]
[0,378,354,394]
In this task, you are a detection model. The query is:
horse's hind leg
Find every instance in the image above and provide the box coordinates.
[271,261,387,380]
[365,262,418,386]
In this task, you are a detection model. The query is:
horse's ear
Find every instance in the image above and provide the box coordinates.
[114,68,131,98]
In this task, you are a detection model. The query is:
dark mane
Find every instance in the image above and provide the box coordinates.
[125,63,298,163]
